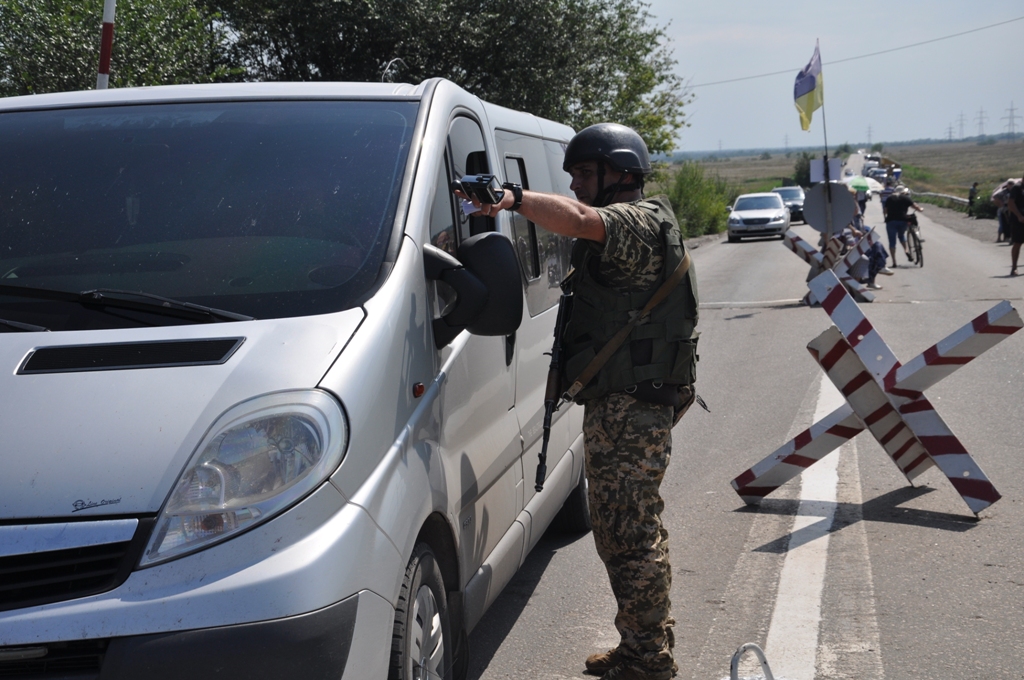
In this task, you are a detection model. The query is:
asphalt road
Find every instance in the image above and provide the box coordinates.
[467,196,1024,679]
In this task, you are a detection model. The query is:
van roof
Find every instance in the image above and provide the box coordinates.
[0,81,432,113]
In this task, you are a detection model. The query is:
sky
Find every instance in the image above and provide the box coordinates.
[643,1,1024,152]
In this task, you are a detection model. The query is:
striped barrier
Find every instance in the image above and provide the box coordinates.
[731,270,1021,515]
[783,227,879,305]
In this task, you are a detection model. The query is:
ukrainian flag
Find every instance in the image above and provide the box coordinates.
[794,42,823,131]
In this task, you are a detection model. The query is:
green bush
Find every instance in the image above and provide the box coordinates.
[665,162,734,237]
[793,151,815,187]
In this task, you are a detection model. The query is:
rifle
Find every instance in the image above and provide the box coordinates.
[535,290,572,492]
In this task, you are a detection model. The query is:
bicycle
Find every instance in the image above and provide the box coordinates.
[906,212,923,267]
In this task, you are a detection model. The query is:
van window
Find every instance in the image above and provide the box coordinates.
[503,156,539,280]
[429,157,457,256]
[448,117,494,241]
[0,100,418,327]
[496,132,573,316]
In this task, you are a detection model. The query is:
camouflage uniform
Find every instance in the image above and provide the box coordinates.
[579,198,685,675]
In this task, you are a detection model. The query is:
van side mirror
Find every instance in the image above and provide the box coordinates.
[424,232,524,348]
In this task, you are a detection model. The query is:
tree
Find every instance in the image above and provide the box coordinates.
[870,142,884,152]
[665,161,732,237]
[0,0,232,97]
[793,151,816,187]
[206,0,690,154]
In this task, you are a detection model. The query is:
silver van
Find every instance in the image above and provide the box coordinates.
[0,79,589,679]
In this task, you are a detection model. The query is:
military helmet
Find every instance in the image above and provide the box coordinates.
[562,123,652,175]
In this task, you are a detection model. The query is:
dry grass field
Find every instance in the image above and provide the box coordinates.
[690,154,798,194]
[884,138,1022,196]
[675,138,1022,200]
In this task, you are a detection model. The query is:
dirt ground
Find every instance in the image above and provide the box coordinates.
[919,203,1001,243]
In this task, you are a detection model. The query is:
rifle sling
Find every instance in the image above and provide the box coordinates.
[565,250,692,400]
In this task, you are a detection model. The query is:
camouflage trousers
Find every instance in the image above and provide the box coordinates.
[584,391,675,673]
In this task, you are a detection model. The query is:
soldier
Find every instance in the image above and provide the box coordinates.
[457,123,699,680]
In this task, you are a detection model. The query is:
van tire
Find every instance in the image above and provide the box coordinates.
[553,465,592,534]
[390,543,452,680]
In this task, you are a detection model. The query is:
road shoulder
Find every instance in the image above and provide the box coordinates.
[916,204,999,244]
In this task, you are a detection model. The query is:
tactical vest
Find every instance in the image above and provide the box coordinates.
[561,196,699,402]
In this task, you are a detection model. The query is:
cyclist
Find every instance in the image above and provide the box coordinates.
[883,185,923,267]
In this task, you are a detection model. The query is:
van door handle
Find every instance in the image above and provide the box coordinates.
[505,332,515,366]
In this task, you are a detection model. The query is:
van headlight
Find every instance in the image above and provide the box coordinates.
[141,390,347,567]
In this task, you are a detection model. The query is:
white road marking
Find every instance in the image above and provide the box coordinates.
[762,374,845,680]
[765,374,843,675]
[700,299,804,309]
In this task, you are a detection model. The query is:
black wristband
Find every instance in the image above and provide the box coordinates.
[502,182,523,212]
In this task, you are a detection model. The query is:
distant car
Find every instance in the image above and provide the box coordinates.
[866,167,888,180]
[728,192,790,242]
[771,186,805,223]
[844,167,853,176]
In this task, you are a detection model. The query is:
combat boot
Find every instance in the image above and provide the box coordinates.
[586,648,677,677]
[599,662,674,680]
[585,648,623,675]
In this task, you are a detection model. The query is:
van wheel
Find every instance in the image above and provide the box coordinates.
[553,465,592,534]
[390,543,452,680]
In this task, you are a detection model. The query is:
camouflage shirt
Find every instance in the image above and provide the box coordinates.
[589,197,668,293]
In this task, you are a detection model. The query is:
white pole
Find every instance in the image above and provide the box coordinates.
[96,0,117,90]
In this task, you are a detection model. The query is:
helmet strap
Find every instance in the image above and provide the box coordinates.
[593,164,644,207]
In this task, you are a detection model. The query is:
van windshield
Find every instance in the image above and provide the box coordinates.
[0,100,417,328]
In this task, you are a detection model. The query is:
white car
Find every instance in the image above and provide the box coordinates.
[727,192,791,242]
[0,80,589,680]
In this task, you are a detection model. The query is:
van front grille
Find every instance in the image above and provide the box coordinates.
[0,519,151,613]
[0,639,108,678]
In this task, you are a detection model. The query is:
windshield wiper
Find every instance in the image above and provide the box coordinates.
[0,317,49,332]
[81,289,254,322]
[0,284,253,324]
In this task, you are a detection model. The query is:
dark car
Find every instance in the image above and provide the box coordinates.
[772,186,805,223]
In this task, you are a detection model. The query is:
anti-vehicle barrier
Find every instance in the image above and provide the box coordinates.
[782,227,881,305]
[731,269,1021,516]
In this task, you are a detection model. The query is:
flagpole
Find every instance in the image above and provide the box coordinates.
[818,40,834,242]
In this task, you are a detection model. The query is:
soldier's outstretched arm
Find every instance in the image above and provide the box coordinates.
[456,188,607,244]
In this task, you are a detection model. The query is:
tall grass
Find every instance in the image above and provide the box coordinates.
[663,162,736,237]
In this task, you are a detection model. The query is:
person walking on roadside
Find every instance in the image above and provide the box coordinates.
[968,182,979,217]
[883,185,922,266]
[993,179,1017,242]
[456,123,699,680]
[1006,177,1024,276]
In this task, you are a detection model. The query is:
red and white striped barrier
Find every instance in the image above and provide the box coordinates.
[783,227,879,305]
[732,270,1021,515]
[96,0,117,90]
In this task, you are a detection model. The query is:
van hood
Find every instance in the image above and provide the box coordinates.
[0,310,362,520]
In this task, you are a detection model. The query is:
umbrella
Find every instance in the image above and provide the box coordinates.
[844,175,870,192]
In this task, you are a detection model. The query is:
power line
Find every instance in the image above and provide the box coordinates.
[690,15,1024,88]
[957,112,966,139]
